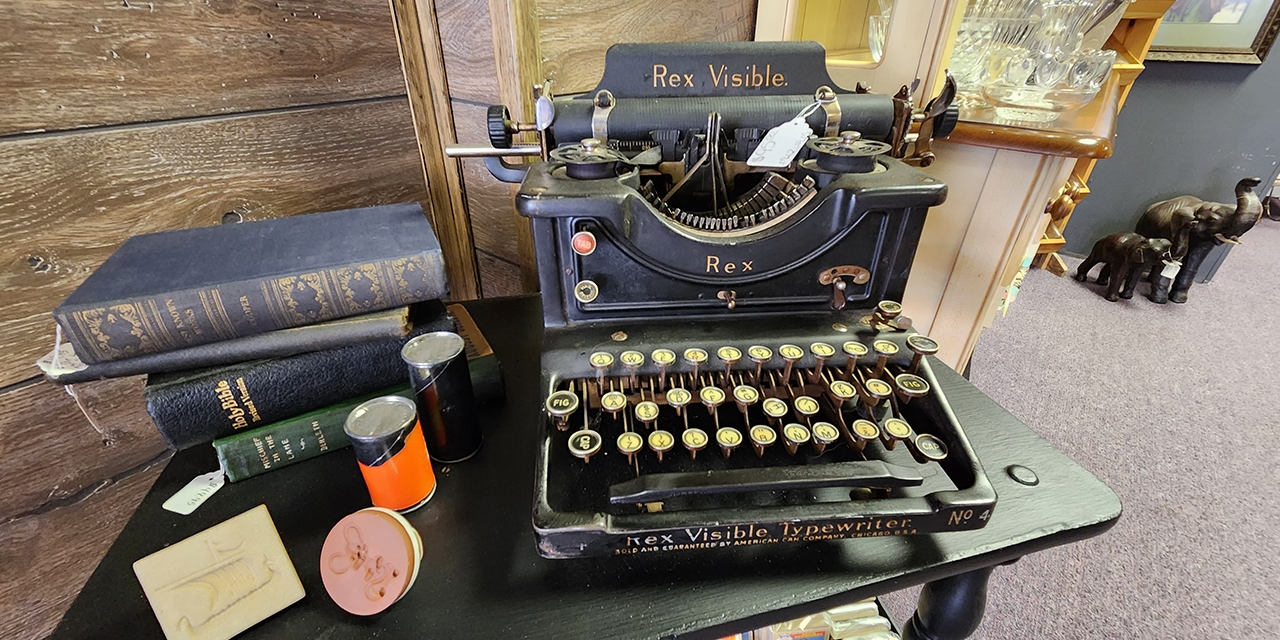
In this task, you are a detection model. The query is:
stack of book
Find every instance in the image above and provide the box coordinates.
[41,203,501,482]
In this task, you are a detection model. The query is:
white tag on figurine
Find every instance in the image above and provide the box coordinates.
[1160,260,1181,279]
[748,119,812,167]
[163,470,226,516]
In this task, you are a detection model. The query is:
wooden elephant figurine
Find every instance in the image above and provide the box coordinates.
[1075,232,1174,301]
[1136,177,1263,303]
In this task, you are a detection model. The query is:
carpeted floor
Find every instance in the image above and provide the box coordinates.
[881,220,1280,638]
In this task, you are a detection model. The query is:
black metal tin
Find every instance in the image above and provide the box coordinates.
[401,331,482,463]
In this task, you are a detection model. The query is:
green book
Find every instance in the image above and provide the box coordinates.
[213,387,413,483]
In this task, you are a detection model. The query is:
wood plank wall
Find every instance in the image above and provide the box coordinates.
[0,2,426,638]
[431,0,757,298]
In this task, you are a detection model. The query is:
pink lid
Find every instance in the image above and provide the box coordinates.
[321,509,417,616]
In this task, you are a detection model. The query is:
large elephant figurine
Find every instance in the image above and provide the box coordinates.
[1135,177,1262,303]
[1075,232,1174,301]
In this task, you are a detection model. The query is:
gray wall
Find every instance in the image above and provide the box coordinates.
[1064,58,1280,255]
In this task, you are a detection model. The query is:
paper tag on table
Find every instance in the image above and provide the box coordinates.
[162,471,226,515]
[748,118,812,167]
[1160,260,1181,279]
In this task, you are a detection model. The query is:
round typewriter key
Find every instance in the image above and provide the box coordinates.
[906,334,939,373]
[747,345,773,383]
[573,279,599,304]
[717,346,742,366]
[851,419,880,451]
[811,422,839,455]
[749,424,778,457]
[620,350,645,368]
[793,396,820,421]
[882,417,913,450]
[779,344,803,384]
[862,379,893,413]
[843,340,869,375]
[871,340,898,377]
[634,400,660,427]
[684,347,708,387]
[699,385,726,428]
[617,431,644,463]
[877,300,903,318]
[600,391,628,416]
[828,380,858,406]
[545,390,580,430]
[810,342,835,380]
[732,385,760,417]
[648,429,676,461]
[716,427,743,458]
[590,351,614,388]
[681,428,709,459]
[894,373,930,403]
[782,423,811,455]
[571,230,597,256]
[761,397,789,423]
[911,433,949,463]
[568,429,602,463]
[652,348,676,389]
[665,387,692,413]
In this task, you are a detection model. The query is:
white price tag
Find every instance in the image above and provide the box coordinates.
[1160,260,1181,279]
[162,470,225,516]
[747,118,812,168]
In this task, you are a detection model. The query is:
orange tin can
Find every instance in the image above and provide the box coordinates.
[344,395,437,512]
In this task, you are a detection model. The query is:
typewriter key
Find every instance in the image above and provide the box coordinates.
[717,346,742,384]
[812,422,840,455]
[648,429,676,461]
[828,380,858,407]
[861,378,893,415]
[882,417,913,450]
[732,384,760,418]
[634,400,660,428]
[871,340,898,377]
[568,429,602,463]
[843,341,869,376]
[620,350,645,387]
[699,386,726,429]
[905,334,939,374]
[793,396,820,423]
[716,427,743,458]
[681,428,709,459]
[761,397,789,423]
[600,391,628,417]
[779,344,803,385]
[893,373,930,403]
[617,431,644,463]
[910,433,948,463]
[545,390,580,430]
[590,351,614,389]
[809,342,835,380]
[782,423,811,455]
[749,424,778,457]
[747,345,773,384]
[652,348,676,389]
[683,348,708,388]
[851,419,880,451]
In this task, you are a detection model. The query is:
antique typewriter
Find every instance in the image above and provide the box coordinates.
[449,42,997,558]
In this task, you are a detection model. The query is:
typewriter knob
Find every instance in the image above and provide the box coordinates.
[910,433,949,463]
[782,423,811,455]
[487,104,516,149]
[905,334,940,374]
[716,427,743,458]
[811,422,840,455]
[882,417,914,451]
[617,431,644,464]
[568,429,602,463]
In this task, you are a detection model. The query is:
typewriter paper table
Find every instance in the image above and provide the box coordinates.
[53,296,1121,640]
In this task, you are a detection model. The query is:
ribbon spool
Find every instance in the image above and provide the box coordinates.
[805,131,890,174]
[550,138,629,180]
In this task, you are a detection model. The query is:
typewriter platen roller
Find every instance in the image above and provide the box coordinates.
[448,41,996,558]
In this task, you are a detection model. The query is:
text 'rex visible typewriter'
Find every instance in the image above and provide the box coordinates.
[449,42,997,558]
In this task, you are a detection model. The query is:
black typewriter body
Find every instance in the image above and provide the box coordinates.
[452,41,997,558]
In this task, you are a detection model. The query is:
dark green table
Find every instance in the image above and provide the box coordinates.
[52,296,1120,640]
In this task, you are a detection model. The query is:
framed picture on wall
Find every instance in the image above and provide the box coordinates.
[1148,0,1280,62]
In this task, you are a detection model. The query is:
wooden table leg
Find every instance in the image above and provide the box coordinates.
[900,566,997,640]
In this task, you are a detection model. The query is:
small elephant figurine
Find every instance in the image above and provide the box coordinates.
[1075,232,1173,301]
[1135,177,1262,303]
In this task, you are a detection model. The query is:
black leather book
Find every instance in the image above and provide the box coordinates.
[54,203,446,365]
[42,307,411,385]
[144,302,454,450]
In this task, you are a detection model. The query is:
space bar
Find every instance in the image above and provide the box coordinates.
[608,461,925,504]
